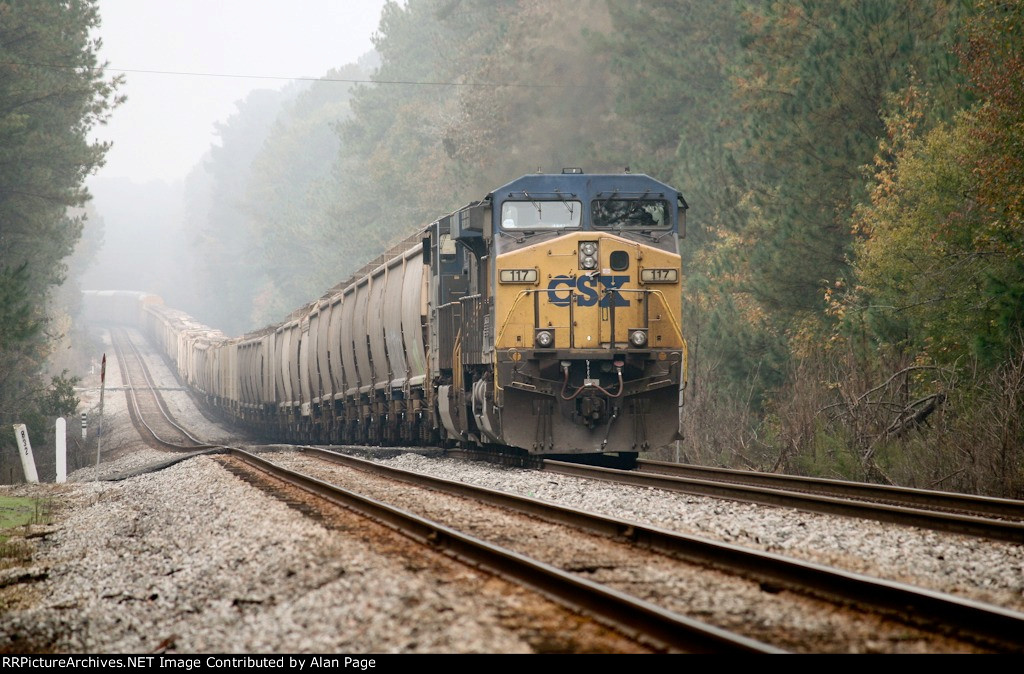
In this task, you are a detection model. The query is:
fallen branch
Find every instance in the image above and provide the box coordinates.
[885,392,947,438]
[857,366,954,404]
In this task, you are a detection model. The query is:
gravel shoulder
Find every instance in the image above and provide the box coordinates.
[0,456,608,653]
[364,453,1024,614]
[0,332,645,654]
[2,327,1019,653]
[265,451,995,653]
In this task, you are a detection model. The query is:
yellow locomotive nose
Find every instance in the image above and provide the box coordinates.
[491,218,685,454]
[494,232,683,352]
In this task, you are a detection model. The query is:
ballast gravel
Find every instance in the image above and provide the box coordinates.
[0,332,638,653]
[2,326,1020,653]
[0,457,551,653]
[264,451,991,653]
[366,452,1024,613]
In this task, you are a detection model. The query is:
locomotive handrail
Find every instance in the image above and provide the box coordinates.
[494,289,543,393]
[492,288,575,347]
[682,335,689,391]
[494,288,539,347]
[609,288,685,346]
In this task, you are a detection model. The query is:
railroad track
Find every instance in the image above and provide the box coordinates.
[110,330,773,651]
[270,446,1023,652]
[528,457,1024,544]
[110,328,216,452]
[108,329,1023,651]
[636,460,1024,523]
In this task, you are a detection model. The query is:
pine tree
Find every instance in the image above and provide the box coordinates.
[0,0,121,463]
[736,0,967,321]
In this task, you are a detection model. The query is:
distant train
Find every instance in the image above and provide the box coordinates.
[85,170,688,460]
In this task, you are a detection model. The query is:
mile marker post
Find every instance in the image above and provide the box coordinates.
[55,417,67,483]
[12,424,39,484]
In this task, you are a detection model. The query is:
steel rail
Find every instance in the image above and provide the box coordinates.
[118,329,209,445]
[111,328,216,452]
[637,459,1024,522]
[542,459,1024,545]
[228,447,782,654]
[299,446,1024,652]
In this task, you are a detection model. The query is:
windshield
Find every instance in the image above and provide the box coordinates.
[591,199,669,228]
[501,200,581,230]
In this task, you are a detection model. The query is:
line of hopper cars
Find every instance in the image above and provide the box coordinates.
[85,170,689,460]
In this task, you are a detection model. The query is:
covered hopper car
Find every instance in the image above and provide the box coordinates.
[87,170,688,460]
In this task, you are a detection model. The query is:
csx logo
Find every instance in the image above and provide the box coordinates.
[547,275,630,307]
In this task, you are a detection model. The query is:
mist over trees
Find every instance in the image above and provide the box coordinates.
[80,178,190,306]
[0,0,121,466]
[179,0,1022,495]
[9,1,1020,495]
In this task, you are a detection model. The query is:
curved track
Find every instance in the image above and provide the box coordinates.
[110,328,217,452]
[107,327,1024,651]
[534,457,1024,544]
[637,459,1024,522]
[297,446,1024,652]
[110,327,775,652]
[223,447,780,654]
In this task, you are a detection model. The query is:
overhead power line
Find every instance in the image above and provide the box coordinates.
[0,61,578,89]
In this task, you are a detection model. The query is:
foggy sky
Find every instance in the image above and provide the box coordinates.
[91,0,387,184]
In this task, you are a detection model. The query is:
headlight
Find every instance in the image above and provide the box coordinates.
[579,241,598,269]
[629,329,648,347]
[535,329,554,348]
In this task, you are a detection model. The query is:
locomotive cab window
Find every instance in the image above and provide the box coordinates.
[439,233,457,261]
[591,199,669,229]
[501,200,581,230]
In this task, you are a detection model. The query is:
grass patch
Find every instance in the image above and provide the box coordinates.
[0,496,50,532]
[0,495,53,567]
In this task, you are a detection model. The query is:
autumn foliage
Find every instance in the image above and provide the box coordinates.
[85,0,1024,495]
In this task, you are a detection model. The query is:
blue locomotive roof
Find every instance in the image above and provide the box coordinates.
[487,170,686,239]
[490,171,681,202]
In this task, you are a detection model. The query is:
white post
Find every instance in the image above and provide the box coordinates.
[81,411,87,440]
[55,417,67,483]
[12,424,39,484]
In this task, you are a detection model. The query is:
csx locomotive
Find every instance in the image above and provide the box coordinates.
[87,170,688,459]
